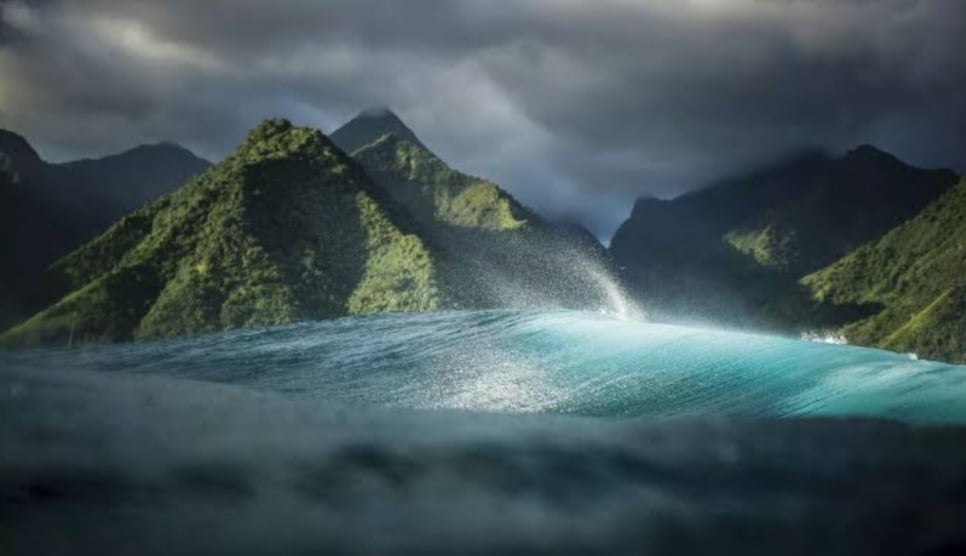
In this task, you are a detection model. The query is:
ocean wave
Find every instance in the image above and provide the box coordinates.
[3,310,965,424]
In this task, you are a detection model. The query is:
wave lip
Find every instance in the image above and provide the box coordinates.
[3,309,965,424]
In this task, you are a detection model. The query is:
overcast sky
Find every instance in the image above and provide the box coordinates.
[1,0,964,239]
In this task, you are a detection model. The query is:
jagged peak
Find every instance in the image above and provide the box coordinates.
[358,106,397,119]
[331,108,427,154]
[0,128,41,165]
[245,118,295,141]
[234,118,342,161]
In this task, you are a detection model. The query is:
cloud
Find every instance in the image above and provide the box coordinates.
[0,0,963,238]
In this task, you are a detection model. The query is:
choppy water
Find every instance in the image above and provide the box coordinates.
[3,310,966,555]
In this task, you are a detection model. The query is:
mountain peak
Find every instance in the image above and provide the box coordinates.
[0,128,42,167]
[235,118,342,161]
[245,118,295,142]
[331,108,426,154]
[56,140,212,179]
[120,141,203,160]
[153,140,188,151]
[0,117,446,347]
[843,144,897,164]
[358,106,397,119]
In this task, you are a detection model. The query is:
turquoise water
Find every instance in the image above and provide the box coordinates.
[4,310,964,423]
[4,310,966,555]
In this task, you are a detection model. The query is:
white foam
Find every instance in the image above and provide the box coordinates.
[800,330,848,345]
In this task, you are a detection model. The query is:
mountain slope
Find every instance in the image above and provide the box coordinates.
[803,176,966,363]
[0,120,444,347]
[0,130,210,329]
[352,133,532,230]
[54,142,211,211]
[333,110,620,312]
[609,147,958,326]
[330,107,428,154]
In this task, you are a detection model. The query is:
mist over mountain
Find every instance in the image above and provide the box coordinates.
[613,147,956,272]
[2,1,963,238]
[2,103,964,364]
[3,4,966,554]
[609,146,960,353]
[610,145,966,359]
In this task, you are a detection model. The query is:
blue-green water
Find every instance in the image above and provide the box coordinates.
[4,310,964,423]
[3,310,966,555]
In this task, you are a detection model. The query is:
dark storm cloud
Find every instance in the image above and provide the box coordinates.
[1,0,964,238]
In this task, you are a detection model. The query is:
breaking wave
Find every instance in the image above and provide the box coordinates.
[4,309,965,424]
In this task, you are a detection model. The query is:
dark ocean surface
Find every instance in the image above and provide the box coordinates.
[3,310,966,555]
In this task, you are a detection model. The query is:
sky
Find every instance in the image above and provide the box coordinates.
[1,0,964,239]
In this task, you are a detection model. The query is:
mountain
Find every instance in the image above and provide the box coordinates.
[331,108,535,232]
[2,113,626,348]
[0,119,444,347]
[0,129,43,173]
[331,107,428,154]
[352,133,531,230]
[332,109,618,311]
[609,147,959,326]
[0,130,210,329]
[54,141,211,211]
[803,175,966,363]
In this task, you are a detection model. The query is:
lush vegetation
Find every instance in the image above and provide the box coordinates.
[354,134,529,231]
[609,147,959,334]
[0,128,209,331]
[804,177,966,362]
[0,119,444,347]
[1,111,619,347]
[342,111,614,312]
[723,217,801,271]
[4,110,962,362]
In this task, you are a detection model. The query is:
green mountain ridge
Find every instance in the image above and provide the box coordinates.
[609,147,959,329]
[803,176,966,363]
[1,114,620,348]
[352,133,531,231]
[0,129,211,330]
[334,110,617,311]
[0,120,445,347]
[7,109,958,361]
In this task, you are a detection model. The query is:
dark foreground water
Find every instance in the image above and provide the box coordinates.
[2,310,966,555]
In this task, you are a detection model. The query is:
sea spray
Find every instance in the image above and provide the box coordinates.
[585,265,646,321]
[4,310,965,424]
[800,330,848,345]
